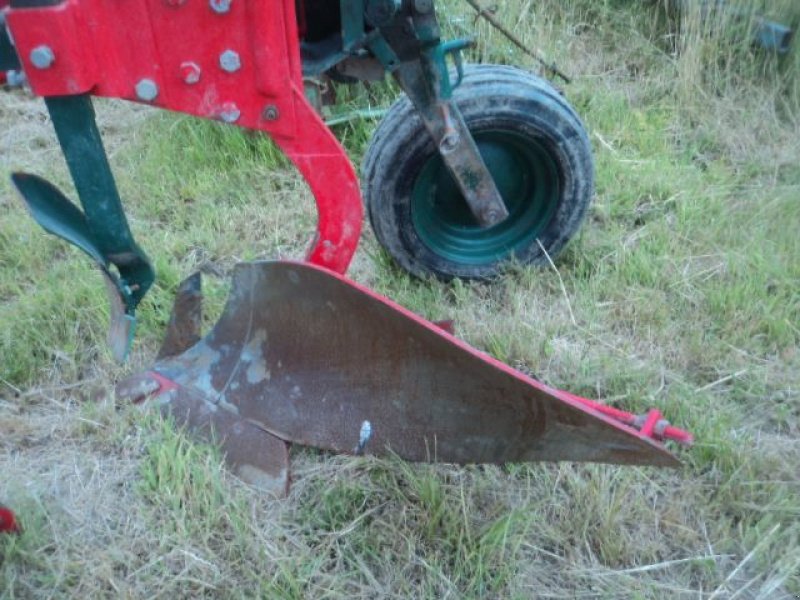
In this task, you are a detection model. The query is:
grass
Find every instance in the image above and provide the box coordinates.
[2,0,800,597]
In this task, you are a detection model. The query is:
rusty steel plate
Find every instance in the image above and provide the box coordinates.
[118,371,291,495]
[156,272,203,360]
[144,261,678,468]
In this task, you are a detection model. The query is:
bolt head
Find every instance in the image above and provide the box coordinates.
[439,132,460,154]
[209,0,231,14]
[219,102,240,123]
[180,61,201,84]
[29,45,55,69]
[5,70,26,87]
[262,105,279,121]
[219,50,241,73]
[135,78,159,102]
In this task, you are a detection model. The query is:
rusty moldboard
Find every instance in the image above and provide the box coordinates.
[123,261,678,477]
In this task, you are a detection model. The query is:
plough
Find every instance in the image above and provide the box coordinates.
[1,0,691,500]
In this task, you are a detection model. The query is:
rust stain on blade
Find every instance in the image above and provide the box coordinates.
[116,372,290,496]
[157,272,203,360]
[153,261,680,468]
[163,385,290,496]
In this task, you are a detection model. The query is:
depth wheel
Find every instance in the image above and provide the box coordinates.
[362,64,594,280]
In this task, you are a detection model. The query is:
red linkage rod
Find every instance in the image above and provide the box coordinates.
[0,505,20,534]
[559,391,694,446]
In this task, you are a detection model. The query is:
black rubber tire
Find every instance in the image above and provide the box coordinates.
[361,64,594,280]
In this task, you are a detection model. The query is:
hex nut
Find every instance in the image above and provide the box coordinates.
[209,0,231,14]
[6,70,27,87]
[180,61,202,84]
[219,50,241,73]
[135,79,159,102]
[219,103,241,123]
[30,45,55,70]
[439,132,460,154]
[263,105,279,121]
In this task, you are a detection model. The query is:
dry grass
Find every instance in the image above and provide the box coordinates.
[2,0,800,597]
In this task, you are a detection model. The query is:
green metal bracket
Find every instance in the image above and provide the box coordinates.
[10,94,154,361]
[424,38,473,99]
[11,172,108,267]
[11,173,139,360]
[44,94,154,312]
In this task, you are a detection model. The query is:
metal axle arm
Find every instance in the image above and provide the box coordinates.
[362,0,510,227]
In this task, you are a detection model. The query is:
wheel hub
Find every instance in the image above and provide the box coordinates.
[412,130,561,265]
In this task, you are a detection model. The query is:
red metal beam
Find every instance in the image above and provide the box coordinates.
[6,0,363,274]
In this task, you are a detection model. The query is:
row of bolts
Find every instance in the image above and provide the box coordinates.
[18,0,279,124]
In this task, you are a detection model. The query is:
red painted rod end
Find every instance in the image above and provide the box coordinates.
[0,506,20,534]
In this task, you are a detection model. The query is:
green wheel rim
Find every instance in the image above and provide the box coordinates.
[411,130,560,265]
